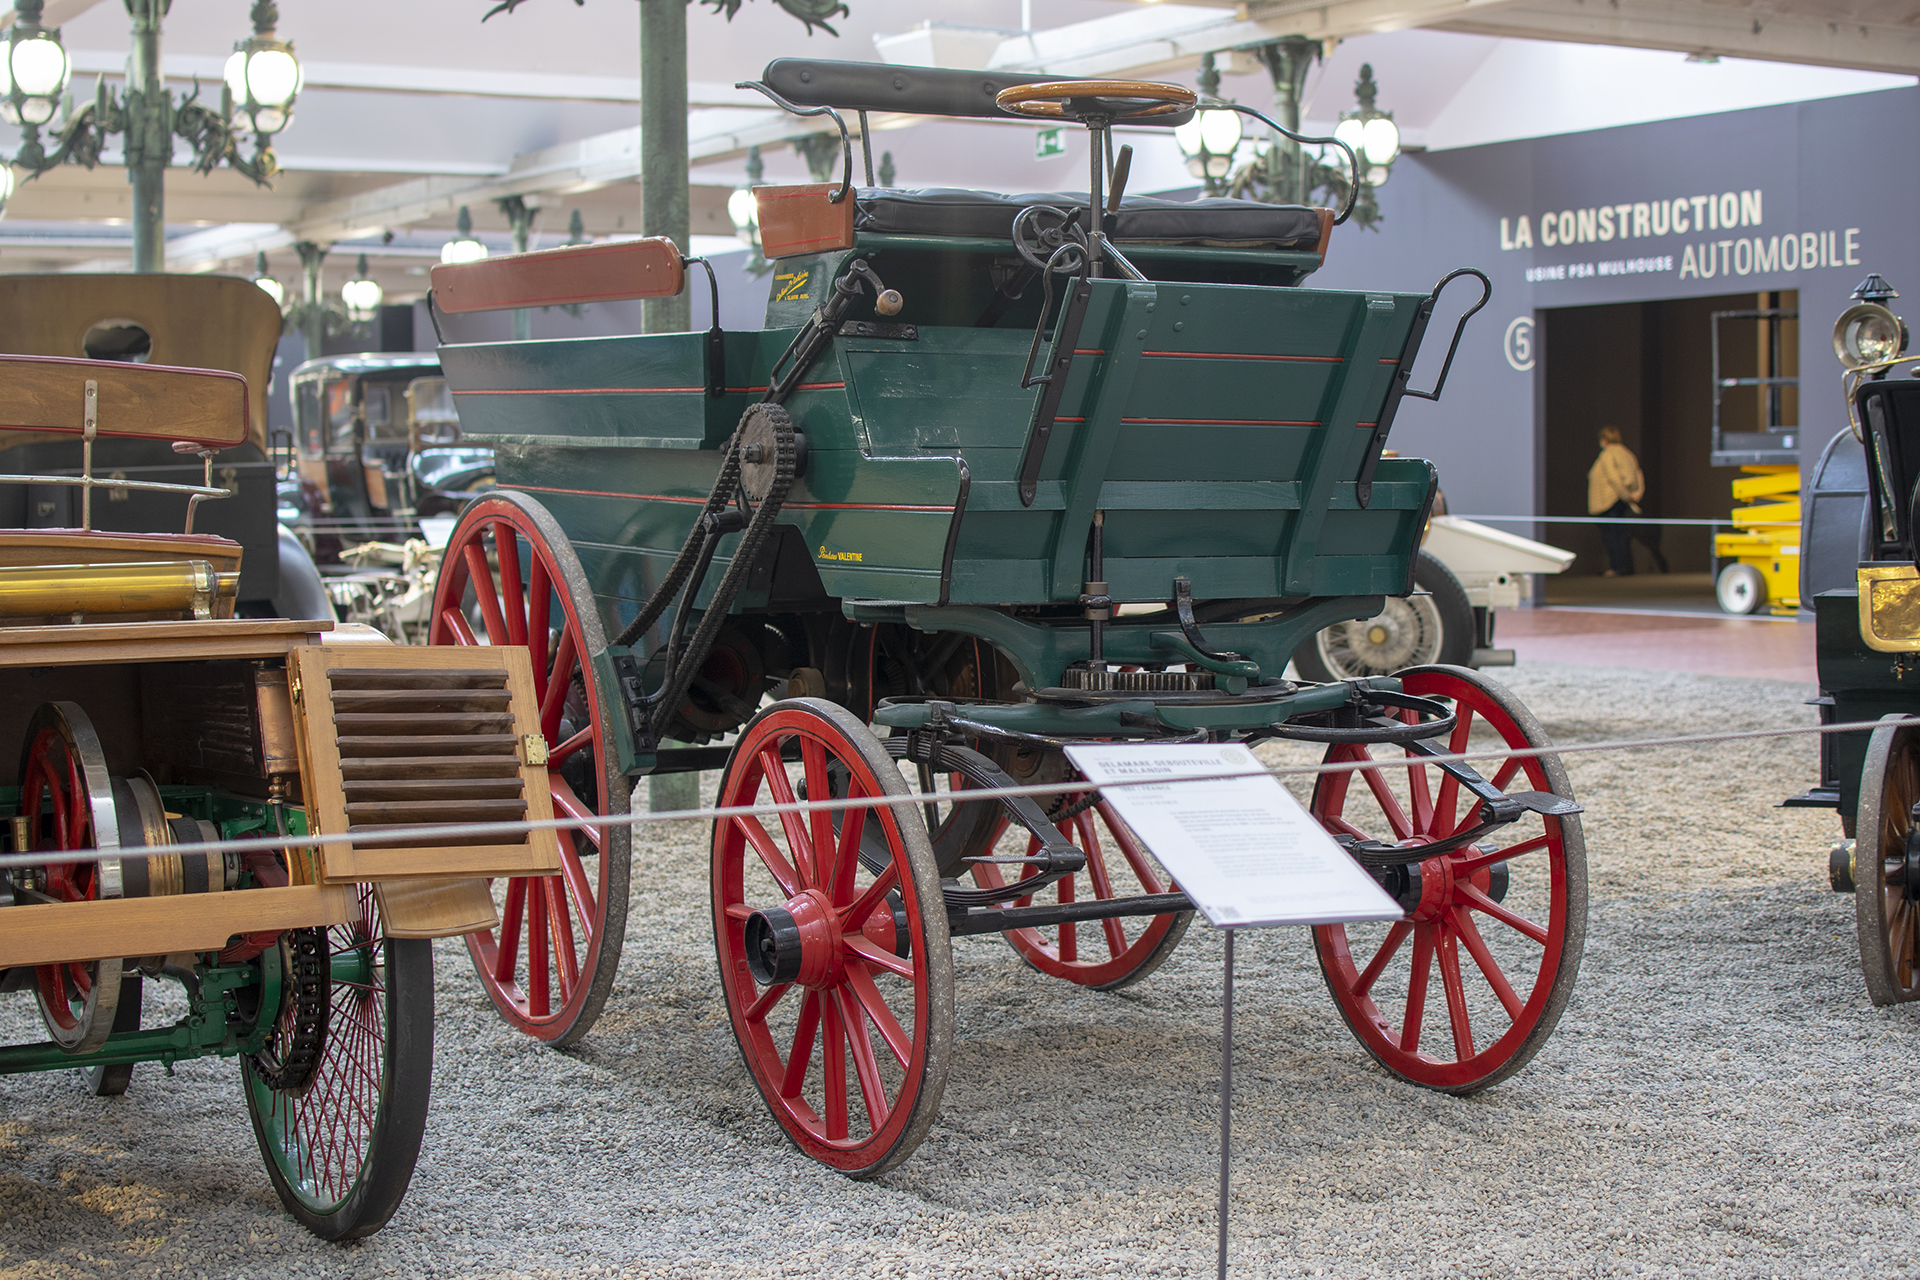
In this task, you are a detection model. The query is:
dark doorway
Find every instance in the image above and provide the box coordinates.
[1541,290,1797,578]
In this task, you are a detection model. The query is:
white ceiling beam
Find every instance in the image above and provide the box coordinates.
[1435,0,1920,77]
[250,105,851,255]
[982,0,1527,78]
[1,1,108,29]
[64,48,755,107]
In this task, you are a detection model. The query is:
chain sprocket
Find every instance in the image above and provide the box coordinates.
[248,927,331,1095]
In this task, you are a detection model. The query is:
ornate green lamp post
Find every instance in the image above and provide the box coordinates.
[4,0,301,273]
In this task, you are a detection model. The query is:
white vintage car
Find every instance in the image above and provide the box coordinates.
[1293,515,1575,680]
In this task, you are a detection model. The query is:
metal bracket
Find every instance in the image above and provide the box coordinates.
[1016,276,1094,508]
[1355,267,1491,507]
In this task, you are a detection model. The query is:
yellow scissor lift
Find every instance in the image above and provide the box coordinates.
[1710,300,1800,615]
[1713,465,1799,615]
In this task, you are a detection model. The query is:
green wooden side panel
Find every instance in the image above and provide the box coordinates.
[438,268,1439,677]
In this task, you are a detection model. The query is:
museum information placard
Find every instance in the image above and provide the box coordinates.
[1063,743,1402,929]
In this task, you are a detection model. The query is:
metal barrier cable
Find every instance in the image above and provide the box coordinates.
[0,713,1907,874]
[1450,514,1797,527]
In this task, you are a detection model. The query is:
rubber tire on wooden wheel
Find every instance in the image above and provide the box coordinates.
[1294,550,1475,682]
[1310,666,1587,1094]
[246,884,433,1241]
[429,489,632,1046]
[712,699,953,1178]
[968,780,1191,990]
[1854,715,1920,1005]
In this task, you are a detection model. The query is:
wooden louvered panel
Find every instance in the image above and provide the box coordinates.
[292,645,562,883]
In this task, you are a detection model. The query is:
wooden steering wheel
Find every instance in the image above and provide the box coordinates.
[996,79,1196,122]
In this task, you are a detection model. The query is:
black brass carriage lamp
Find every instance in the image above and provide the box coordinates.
[2,0,300,272]
[1834,274,1907,371]
[1174,54,1244,196]
[440,206,488,265]
[1333,64,1400,188]
[252,251,285,307]
[342,254,383,325]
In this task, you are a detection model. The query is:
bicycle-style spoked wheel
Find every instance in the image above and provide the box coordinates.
[1854,716,1920,1005]
[713,699,953,1178]
[430,490,631,1045]
[246,884,433,1241]
[968,778,1190,990]
[1310,666,1586,1094]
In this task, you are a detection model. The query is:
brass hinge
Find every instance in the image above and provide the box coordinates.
[519,734,549,767]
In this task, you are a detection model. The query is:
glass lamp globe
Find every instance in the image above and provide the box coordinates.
[1198,109,1241,156]
[225,36,301,138]
[728,187,759,239]
[254,274,285,306]
[2,31,68,127]
[441,236,488,265]
[1367,164,1391,188]
[245,48,301,108]
[0,164,14,216]
[1333,117,1366,160]
[11,33,69,98]
[1361,116,1400,166]
[1172,116,1204,157]
[342,277,383,322]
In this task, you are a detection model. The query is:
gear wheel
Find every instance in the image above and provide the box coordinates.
[249,927,331,1095]
[736,402,799,504]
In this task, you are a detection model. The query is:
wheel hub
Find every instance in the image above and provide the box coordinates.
[743,890,842,988]
[1901,806,1920,902]
[1408,849,1455,922]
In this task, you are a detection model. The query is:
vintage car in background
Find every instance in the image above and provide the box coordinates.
[1295,512,1575,681]
[284,357,492,639]
[0,273,329,621]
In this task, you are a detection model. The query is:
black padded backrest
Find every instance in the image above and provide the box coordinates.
[1802,427,1871,603]
[1857,379,1920,558]
[760,59,1196,126]
[853,188,1327,251]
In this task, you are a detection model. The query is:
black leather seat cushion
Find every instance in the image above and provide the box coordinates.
[853,187,1325,250]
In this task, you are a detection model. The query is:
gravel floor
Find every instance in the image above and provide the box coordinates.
[4,662,1911,1279]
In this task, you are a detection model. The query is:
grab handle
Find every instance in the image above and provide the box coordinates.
[1352,267,1492,508]
[1400,267,1492,404]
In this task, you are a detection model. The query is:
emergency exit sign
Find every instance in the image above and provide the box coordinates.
[1036,127,1066,159]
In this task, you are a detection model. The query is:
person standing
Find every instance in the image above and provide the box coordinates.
[1588,426,1646,577]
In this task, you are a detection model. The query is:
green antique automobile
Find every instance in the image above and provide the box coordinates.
[423,60,1587,1177]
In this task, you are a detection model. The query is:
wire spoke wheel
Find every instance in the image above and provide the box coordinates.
[1854,716,1920,1005]
[1295,550,1474,682]
[968,774,1190,990]
[430,490,631,1045]
[246,883,433,1241]
[712,699,953,1178]
[1310,666,1586,1093]
[20,702,124,1054]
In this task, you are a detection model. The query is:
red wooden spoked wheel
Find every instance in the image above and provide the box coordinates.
[21,701,124,1053]
[429,491,631,1046]
[1310,666,1587,1094]
[713,699,953,1178]
[969,777,1191,990]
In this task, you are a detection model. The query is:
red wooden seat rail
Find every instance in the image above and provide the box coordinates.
[430,238,687,314]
